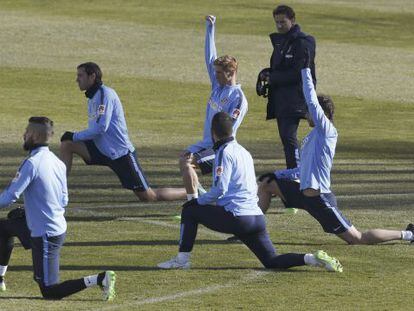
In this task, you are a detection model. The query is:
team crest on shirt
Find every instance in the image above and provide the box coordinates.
[210,100,219,111]
[220,98,229,105]
[231,108,241,119]
[216,166,223,176]
[12,172,20,183]
[98,105,105,115]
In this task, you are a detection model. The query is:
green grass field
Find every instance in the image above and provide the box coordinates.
[0,1,413,310]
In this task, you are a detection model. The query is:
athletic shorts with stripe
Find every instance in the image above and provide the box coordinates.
[274,177,352,234]
[83,140,149,191]
[193,148,215,175]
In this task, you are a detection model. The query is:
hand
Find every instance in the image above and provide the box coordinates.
[182,198,198,208]
[205,15,216,25]
[7,206,26,220]
[303,48,311,69]
[60,131,74,142]
[258,173,277,184]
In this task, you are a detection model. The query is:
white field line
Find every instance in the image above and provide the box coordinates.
[100,270,270,311]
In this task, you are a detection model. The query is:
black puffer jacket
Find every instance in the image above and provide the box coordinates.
[266,24,316,120]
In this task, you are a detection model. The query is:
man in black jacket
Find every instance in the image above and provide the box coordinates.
[264,5,316,169]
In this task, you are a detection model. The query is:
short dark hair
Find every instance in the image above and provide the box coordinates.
[212,112,233,140]
[28,116,54,140]
[273,5,296,20]
[317,94,335,122]
[77,62,103,85]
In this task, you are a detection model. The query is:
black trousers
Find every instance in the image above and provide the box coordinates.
[0,217,31,265]
[179,204,305,269]
[277,117,301,169]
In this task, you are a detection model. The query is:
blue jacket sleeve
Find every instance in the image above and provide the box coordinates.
[301,68,335,136]
[228,93,248,135]
[205,21,218,89]
[198,151,232,205]
[73,90,114,141]
[0,160,35,208]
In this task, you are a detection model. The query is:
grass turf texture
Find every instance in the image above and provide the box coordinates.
[0,0,413,310]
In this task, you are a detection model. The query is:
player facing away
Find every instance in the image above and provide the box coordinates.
[158,112,343,272]
[60,62,186,202]
[180,15,248,201]
[0,117,116,299]
[257,51,414,245]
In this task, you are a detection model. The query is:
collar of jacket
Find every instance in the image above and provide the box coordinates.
[29,144,49,153]
[213,136,234,151]
[269,24,303,46]
[85,82,103,99]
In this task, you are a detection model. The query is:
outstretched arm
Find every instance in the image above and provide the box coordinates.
[205,15,218,88]
[0,160,35,208]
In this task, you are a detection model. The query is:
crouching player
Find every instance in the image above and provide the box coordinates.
[0,117,116,300]
[180,15,248,201]
[60,62,186,202]
[158,112,343,272]
[258,51,414,245]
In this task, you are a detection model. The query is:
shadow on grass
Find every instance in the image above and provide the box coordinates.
[64,239,234,247]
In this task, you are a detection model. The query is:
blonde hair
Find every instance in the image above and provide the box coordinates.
[214,55,238,75]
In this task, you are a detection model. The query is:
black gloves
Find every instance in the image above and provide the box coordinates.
[303,48,311,69]
[7,206,26,220]
[60,131,74,142]
[256,68,271,98]
[182,199,198,208]
[258,173,277,184]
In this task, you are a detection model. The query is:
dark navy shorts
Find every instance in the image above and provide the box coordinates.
[0,217,31,249]
[275,177,352,234]
[84,140,150,191]
[193,148,215,175]
[31,233,66,287]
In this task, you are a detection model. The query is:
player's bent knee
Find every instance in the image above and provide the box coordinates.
[59,140,74,153]
[39,285,63,300]
[135,189,157,202]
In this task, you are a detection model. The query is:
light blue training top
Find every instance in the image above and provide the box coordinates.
[187,20,248,154]
[73,85,135,160]
[275,68,337,193]
[198,138,263,216]
[0,146,68,237]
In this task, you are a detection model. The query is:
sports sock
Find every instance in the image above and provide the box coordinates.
[0,265,7,277]
[401,231,413,241]
[304,254,320,267]
[97,271,106,286]
[83,274,98,287]
[177,252,190,262]
[187,194,198,201]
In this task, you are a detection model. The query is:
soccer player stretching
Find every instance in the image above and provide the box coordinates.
[0,117,116,299]
[258,51,414,245]
[60,62,186,202]
[180,15,248,201]
[158,112,342,272]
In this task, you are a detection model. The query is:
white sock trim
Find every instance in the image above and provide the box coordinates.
[187,194,198,200]
[83,275,98,287]
[401,231,413,241]
[304,254,319,267]
[177,252,191,262]
[0,265,7,277]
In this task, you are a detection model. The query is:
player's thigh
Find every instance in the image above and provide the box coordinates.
[182,205,236,234]
[61,140,91,163]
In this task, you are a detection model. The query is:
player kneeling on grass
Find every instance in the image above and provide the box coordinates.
[180,15,248,202]
[158,112,342,272]
[0,117,116,300]
[60,62,186,202]
[257,50,414,245]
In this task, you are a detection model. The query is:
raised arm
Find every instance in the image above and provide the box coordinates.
[73,88,114,141]
[205,15,218,88]
[302,50,334,135]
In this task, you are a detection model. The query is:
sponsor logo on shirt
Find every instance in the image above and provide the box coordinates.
[216,166,223,176]
[231,108,241,119]
[98,105,105,115]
